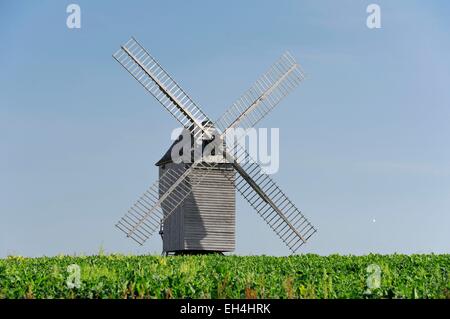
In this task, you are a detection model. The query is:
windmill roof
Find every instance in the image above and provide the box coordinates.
[155,121,221,166]
[155,134,184,166]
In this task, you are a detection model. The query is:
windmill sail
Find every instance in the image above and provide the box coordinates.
[113,37,316,253]
[228,144,316,252]
[116,162,217,245]
[215,52,305,136]
[116,166,186,245]
[113,37,210,139]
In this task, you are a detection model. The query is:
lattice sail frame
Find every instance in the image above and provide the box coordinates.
[113,36,316,253]
[215,51,305,134]
[113,37,209,139]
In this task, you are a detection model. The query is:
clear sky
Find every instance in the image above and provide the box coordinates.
[1,1,449,257]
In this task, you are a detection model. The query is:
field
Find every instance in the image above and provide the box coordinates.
[0,254,448,299]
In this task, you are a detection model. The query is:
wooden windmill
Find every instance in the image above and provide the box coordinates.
[113,37,316,255]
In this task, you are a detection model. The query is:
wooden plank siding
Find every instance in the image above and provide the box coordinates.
[160,163,235,253]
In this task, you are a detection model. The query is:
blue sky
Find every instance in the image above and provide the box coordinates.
[1,1,449,257]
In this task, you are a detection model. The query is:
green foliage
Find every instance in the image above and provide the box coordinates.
[0,254,448,299]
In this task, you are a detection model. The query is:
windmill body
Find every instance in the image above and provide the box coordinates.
[156,133,236,254]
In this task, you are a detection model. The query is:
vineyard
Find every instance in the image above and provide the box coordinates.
[0,254,448,299]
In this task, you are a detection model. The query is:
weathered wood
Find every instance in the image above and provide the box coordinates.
[160,162,235,253]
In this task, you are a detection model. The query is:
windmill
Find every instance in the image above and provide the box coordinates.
[113,37,317,255]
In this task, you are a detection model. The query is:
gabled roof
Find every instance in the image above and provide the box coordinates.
[155,121,222,166]
[155,134,184,166]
